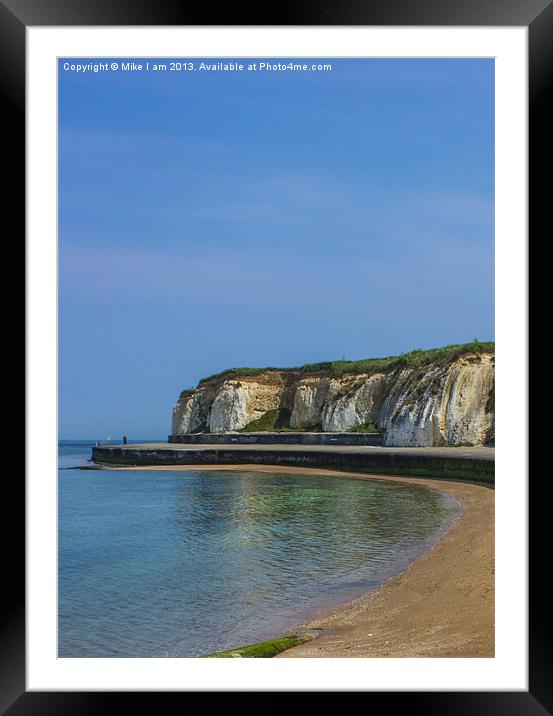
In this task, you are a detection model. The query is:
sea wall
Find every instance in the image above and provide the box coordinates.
[171,351,495,447]
[91,444,495,483]
[169,432,383,446]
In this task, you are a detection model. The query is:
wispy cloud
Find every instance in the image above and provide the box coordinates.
[59,126,238,158]
[60,163,493,252]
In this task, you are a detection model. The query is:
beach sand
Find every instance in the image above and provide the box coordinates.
[109,464,495,658]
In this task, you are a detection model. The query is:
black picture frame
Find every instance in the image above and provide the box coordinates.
[9,0,545,709]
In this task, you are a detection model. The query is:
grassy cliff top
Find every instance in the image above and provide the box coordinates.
[193,340,494,389]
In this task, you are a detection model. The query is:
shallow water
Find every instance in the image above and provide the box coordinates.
[58,440,461,657]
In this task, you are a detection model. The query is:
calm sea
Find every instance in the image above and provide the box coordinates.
[58,439,461,657]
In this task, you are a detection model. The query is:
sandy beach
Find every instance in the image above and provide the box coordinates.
[109,463,494,658]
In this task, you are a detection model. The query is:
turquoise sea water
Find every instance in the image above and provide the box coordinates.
[58,440,461,657]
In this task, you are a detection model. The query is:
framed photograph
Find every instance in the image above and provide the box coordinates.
[10,0,544,708]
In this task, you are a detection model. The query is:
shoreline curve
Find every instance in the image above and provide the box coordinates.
[103,463,495,658]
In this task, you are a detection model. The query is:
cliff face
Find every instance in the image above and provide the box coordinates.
[172,351,495,447]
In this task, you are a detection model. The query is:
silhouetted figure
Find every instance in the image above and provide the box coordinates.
[123,435,128,445]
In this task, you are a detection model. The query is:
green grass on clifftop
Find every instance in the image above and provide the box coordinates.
[196,341,494,386]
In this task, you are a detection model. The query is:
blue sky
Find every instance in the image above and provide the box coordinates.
[59,58,494,439]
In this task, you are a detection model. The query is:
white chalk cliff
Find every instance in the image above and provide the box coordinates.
[172,350,495,447]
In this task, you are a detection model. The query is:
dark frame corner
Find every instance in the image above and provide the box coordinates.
[11,0,548,710]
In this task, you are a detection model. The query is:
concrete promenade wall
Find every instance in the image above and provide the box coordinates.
[92,444,494,482]
[168,432,384,446]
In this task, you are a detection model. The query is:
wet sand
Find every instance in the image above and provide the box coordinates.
[108,463,495,658]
